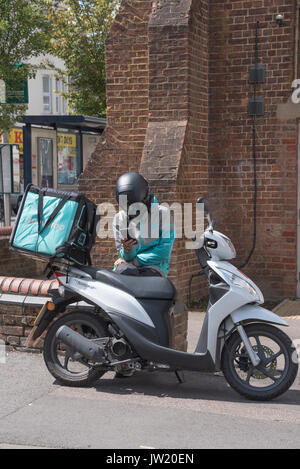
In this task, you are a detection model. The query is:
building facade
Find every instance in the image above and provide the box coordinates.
[0,55,103,195]
[79,0,300,309]
[26,55,68,116]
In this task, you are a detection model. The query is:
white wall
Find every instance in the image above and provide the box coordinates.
[26,54,69,116]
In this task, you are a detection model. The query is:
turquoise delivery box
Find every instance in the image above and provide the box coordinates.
[10,185,97,265]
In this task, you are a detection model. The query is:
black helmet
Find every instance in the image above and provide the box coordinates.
[115,172,150,207]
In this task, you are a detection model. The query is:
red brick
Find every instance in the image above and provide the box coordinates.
[0,326,23,336]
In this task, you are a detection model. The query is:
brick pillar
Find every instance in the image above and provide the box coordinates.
[140,0,209,321]
[79,0,153,269]
[79,0,210,351]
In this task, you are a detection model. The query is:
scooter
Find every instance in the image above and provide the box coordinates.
[31,198,298,400]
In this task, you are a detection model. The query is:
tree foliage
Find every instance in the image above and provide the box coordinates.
[47,0,119,117]
[0,0,51,131]
[0,0,119,130]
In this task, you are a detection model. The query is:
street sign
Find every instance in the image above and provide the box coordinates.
[5,78,28,104]
[0,63,29,104]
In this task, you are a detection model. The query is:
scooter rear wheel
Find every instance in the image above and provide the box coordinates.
[221,323,298,401]
[43,311,107,387]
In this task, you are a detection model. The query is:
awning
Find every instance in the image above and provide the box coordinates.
[22,115,106,132]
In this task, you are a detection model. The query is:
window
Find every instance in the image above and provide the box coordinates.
[57,132,81,186]
[42,75,52,113]
[55,78,61,114]
[62,81,68,115]
[38,138,53,188]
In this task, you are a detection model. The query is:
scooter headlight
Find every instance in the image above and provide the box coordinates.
[231,274,257,298]
[225,239,236,257]
[218,269,262,301]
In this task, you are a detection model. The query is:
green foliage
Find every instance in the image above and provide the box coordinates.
[0,0,51,131]
[48,0,119,117]
[0,0,119,129]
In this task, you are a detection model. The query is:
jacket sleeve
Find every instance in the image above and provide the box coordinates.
[137,227,175,267]
[120,244,139,262]
[113,213,139,262]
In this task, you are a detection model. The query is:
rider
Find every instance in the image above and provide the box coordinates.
[113,172,175,277]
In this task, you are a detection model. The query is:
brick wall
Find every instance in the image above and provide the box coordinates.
[175,0,210,303]
[140,0,210,310]
[79,0,152,270]
[0,274,59,349]
[79,0,195,351]
[80,0,299,320]
[0,234,44,279]
[208,0,297,301]
[0,303,42,349]
[78,0,211,351]
[0,228,49,348]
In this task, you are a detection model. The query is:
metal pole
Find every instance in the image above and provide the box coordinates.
[23,123,32,189]
[3,193,11,226]
[0,141,11,226]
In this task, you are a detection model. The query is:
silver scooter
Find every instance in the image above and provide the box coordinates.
[33,198,298,400]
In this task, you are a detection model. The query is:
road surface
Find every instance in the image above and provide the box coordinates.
[0,313,299,449]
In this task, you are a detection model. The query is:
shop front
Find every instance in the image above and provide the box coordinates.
[21,115,105,190]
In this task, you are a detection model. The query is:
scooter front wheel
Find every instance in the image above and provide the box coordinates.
[221,323,298,401]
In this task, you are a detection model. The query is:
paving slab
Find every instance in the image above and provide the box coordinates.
[273,299,300,317]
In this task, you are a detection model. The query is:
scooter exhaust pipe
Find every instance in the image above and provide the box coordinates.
[56,325,104,363]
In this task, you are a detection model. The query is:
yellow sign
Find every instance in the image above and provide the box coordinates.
[9,128,23,154]
[0,128,23,153]
[57,132,76,157]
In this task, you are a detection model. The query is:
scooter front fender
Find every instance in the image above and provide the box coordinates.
[212,305,289,371]
[230,304,288,327]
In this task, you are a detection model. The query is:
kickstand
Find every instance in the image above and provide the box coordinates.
[174,370,185,384]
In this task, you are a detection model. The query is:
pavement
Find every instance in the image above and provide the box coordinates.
[0,312,300,449]
[273,299,300,318]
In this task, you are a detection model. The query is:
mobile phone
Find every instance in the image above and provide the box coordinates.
[126,235,137,244]
[120,227,137,244]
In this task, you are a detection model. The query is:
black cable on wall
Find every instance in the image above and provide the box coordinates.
[188,21,261,305]
[239,20,260,269]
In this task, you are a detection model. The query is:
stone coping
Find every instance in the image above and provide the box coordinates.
[0,226,13,236]
[0,292,92,309]
[0,276,59,297]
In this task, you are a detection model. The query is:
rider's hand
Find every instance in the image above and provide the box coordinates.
[114,258,127,267]
[121,238,137,253]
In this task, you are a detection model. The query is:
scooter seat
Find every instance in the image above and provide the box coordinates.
[79,266,177,300]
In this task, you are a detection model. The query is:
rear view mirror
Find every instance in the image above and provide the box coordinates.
[196,197,209,215]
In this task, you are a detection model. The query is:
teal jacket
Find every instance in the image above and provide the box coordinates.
[113,197,175,276]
